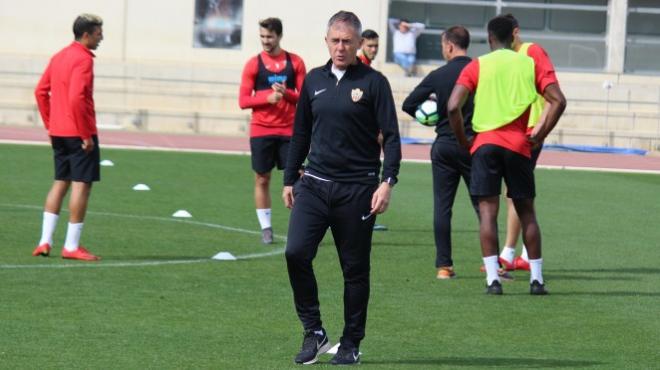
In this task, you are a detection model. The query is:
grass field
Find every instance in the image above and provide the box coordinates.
[1,143,659,369]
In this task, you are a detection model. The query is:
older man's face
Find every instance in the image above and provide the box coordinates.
[325,22,360,70]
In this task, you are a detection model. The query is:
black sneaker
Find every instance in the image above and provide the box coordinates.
[530,280,548,295]
[330,345,360,365]
[294,328,331,365]
[262,227,273,244]
[486,280,503,295]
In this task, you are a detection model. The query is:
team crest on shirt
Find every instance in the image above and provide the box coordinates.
[351,88,363,102]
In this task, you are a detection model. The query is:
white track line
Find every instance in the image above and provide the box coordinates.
[0,203,285,269]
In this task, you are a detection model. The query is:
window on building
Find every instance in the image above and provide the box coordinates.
[387,0,608,71]
[625,0,660,74]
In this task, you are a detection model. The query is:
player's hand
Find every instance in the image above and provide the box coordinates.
[81,137,94,154]
[527,134,544,150]
[282,185,294,209]
[271,82,286,94]
[267,91,283,104]
[370,182,392,215]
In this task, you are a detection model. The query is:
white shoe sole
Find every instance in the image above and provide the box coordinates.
[302,340,332,365]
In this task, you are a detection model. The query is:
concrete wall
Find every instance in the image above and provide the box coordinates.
[0,0,389,70]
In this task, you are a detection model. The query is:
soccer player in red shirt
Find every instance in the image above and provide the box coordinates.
[238,18,306,244]
[448,16,566,295]
[32,14,104,261]
[357,29,379,66]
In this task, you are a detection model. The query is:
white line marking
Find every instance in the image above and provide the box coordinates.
[0,203,286,269]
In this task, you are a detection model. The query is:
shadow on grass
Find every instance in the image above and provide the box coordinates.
[545,273,639,282]
[550,268,660,275]
[548,291,660,297]
[365,356,602,368]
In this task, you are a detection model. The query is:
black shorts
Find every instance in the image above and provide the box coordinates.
[470,144,535,199]
[51,135,100,183]
[250,136,290,174]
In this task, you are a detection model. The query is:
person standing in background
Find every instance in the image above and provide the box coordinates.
[238,17,306,244]
[357,29,379,66]
[33,14,104,261]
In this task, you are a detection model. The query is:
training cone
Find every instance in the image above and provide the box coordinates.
[132,184,150,191]
[100,159,114,166]
[172,210,192,218]
[212,252,237,261]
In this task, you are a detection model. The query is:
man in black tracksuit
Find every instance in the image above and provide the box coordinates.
[402,26,478,279]
[282,11,401,366]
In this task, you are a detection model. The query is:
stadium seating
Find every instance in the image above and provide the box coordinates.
[0,53,658,151]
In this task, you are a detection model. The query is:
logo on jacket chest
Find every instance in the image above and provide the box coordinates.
[351,88,363,102]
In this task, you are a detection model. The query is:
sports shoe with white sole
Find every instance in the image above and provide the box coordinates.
[262,227,274,244]
[294,328,331,365]
[330,345,360,365]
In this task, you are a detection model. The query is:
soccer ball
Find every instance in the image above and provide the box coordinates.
[415,100,439,126]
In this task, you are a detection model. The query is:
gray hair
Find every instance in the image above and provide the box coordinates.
[327,10,362,36]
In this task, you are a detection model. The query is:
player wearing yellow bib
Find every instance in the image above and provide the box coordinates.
[448,15,566,295]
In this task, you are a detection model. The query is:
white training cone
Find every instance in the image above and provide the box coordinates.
[172,210,192,218]
[100,159,114,166]
[132,184,150,191]
[212,252,237,261]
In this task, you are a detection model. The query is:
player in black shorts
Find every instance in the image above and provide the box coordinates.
[238,18,306,244]
[33,14,104,261]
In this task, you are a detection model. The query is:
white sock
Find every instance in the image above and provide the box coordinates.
[39,212,59,245]
[63,222,84,252]
[521,245,529,261]
[529,258,543,284]
[483,255,500,285]
[499,246,516,263]
[256,209,272,230]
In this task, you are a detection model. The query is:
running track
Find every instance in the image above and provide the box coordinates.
[2,125,659,173]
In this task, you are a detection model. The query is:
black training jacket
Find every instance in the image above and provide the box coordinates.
[402,56,475,142]
[284,59,401,186]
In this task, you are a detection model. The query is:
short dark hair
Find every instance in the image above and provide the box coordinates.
[73,14,103,39]
[327,10,362,35]
[259,17,283,36]
[362,29,379,39]
[503,13,519,29]
[442,26,470,50]
[487,16,515,46]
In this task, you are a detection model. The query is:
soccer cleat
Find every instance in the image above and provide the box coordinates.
[61,246,100,261]
[499,257,515,271]
[530,280,548,295]
[485,280,503,295]
[479,265,515,281]
[514,256,530,271]
[294,328,331,365]
[436,266,456,280]
[262,227,274,244]
[330,345,360,365]
[32,243,52,257]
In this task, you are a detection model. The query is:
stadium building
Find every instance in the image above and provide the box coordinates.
[0,0,658,151]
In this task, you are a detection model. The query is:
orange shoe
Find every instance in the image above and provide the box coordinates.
[62,246,100,261]
[32,243,51,257]
[514,256,530,271]
[436,266,456,279]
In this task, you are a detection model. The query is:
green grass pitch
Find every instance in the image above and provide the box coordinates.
[1,143,659,369]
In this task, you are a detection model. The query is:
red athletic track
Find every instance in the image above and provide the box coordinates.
[2,125,659,173]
